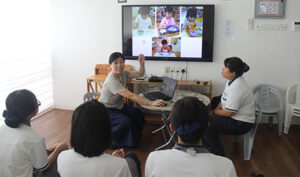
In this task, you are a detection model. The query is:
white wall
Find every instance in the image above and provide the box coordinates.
[51,0,300,115]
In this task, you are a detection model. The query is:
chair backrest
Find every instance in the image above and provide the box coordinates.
[94,64,133,75]
[296,82,300,106]
[253,84,283,110]
[83,92,101,102]
[249,102,263,136]
[286,81,300,106]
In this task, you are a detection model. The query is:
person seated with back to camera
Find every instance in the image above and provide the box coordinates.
[57,100,141,177]
[202,57,255,157]
[100,52,165,149]
[0,89,68,177]
[145,96,237,177]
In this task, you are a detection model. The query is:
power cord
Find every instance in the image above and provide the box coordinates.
[176,70,179,80]
[186,61,188,80]
[170,69,174,79]
[180,69,185,80]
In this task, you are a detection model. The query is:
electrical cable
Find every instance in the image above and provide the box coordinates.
[186,61,188,80]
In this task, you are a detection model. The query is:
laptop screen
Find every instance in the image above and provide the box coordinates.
[160,77,178,98]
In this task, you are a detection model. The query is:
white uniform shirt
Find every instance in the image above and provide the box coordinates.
[100,70,131,110]
[160,17,176,27]
[57,149,132,177]
[0,124,49,177]
[135,15,152,31]
[145,149,237,177]
[221,76,255,123]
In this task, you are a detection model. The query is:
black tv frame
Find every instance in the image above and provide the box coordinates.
[122,4,215,62]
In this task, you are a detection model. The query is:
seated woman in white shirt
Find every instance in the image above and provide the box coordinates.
[203,57,255,156]
[145,96,237,177]
[58,100,141,177]
[0,89,68,177]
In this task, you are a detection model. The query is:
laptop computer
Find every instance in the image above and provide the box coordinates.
[143,77,177,101]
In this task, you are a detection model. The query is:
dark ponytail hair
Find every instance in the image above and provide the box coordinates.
[3,89,38,128]
[170,97,209,144]
[224,57,250,77]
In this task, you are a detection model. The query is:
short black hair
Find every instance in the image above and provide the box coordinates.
[170,96,209,144]
[165,6,174,13]
[71,100,112,157]
[109,52,125,64]
[186,8,197,18]
[4,89,38,128]
[161,39,168,45]
[224,57,250,77]
[139,6,150,15]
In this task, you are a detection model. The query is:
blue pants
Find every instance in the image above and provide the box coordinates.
[108,104,145,147]
[202,114,253,156]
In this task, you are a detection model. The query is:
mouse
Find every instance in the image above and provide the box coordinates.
[196,80,200,84]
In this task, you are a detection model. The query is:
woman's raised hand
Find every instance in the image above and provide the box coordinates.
[138,54,145,66]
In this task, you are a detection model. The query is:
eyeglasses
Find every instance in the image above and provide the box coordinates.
[37,100,41,107]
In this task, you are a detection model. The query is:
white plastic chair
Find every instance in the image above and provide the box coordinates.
[152,114,176,150]
[83,92,101,102]
[253,84,284,136]
[242,103,263,160]
[284,81,300,134]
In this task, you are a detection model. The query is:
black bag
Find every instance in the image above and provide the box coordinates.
[211,95,221,110]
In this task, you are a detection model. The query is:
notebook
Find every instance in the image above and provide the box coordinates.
[143,77,177,101]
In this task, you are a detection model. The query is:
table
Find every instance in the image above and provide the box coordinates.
[139,90,210,112]
[132,29,155,37]
[86,74,213,102]
[139,90,210,150]
[153,52,176,57]
[86,74,107,93]
[157,28,180,37]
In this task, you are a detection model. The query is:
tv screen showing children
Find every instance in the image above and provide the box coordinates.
[122,5,215,62]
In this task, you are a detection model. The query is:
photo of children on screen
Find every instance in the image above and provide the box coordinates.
[132,6,155,36]
[181,7,203,37]
[160,39,172,53]
[156,6,180,37]
[152,37,180,57]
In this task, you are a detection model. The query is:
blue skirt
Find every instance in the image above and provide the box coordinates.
[107,104,145,147]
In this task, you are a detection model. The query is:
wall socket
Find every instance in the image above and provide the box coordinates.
[171,67,187,73]
[165,66,187,74]
[164,66,171,73]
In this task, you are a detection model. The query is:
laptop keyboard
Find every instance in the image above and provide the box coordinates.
[144,92,171,101]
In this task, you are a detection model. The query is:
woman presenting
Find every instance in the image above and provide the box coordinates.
[100,52,165,148]
[203,57,255,156]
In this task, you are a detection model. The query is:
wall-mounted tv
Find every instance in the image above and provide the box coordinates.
[122,5,215,62]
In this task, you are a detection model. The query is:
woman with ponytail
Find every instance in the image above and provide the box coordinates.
[0,89,68,177]
[203,57,255,157]
[145,97,236,177]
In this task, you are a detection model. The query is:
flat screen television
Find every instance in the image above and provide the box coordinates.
[122,5,215,62]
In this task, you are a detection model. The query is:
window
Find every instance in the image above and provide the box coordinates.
[0,0,53,125]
